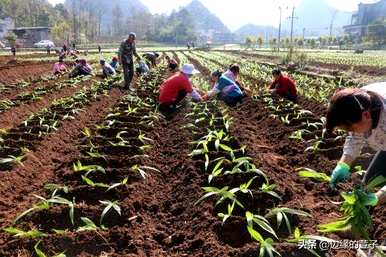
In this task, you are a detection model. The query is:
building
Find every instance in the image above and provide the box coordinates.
[344,0,386,40]
[11,27,50,47]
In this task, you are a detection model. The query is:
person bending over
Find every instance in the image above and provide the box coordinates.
[203,70,244,107]
[326,83,386,206]
[269,69,298,102]
[159,64,202,114]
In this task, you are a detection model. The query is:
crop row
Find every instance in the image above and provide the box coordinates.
[0,66,166,256]
[0,76,114,171]
[0,75,90,113]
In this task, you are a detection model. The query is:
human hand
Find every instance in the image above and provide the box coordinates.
[330,162,351,189]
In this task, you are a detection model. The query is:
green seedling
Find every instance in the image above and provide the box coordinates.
[34,240,66,257]
[265,207,312,234]
[73,160,105,176]
[106,177,129,192]
[247,225,281,257]
[217,200,235,224]
[131,164,159,179]
[14,194,50,224]
[99,200,121,225]
[297,168,331,183]
[246,211,278,239]
[0,155,25,166]
[318,176,386,239]
[44,184,69,195]
[3,227,47,238]
[260,182,281,200]
[81,175,109,189]
[195,186,244,209]
[47,196,76,225]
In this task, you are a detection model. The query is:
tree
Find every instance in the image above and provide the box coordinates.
[245,36,256,50]
[51,21,71,44]
[4,31,17,47]
[257,36,264,48]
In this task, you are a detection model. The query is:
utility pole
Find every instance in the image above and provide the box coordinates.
[278,6,282,52]
[329,10,338,38]
[289,7,297,45]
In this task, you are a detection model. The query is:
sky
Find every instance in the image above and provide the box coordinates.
[47,0,379,30]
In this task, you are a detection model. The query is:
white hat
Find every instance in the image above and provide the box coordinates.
[181,64,200,75]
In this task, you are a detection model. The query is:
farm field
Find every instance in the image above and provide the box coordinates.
[0,49,385,257]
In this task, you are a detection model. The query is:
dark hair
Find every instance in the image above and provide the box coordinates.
[155,53,160,58]
[326,88,383,131]
[229,64,240,74]
[211,70,222,78]
[99,59,105,64]
[272,69,282,76]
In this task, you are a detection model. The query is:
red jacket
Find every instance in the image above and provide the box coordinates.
[159,72,193,105]
[270,75,297,97]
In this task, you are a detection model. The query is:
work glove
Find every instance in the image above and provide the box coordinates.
[363,193,379,207]
[330,162,351,189]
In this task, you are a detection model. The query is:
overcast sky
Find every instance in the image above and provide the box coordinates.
[48,0,378,30]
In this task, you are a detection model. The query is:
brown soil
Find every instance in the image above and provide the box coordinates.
[0,88,123,228]
[0,55,383,257]
[0,74,68,101]
[0,61,56,84]
[0,77,100,129]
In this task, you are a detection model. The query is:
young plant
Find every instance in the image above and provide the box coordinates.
[47,196,76,225]
[0,155,25,166]
[195,186,244,209]
[217,200,236,224]
[81,175,109,189]
[99,200,121,225]
[73,160,105,176]
[319,176,386,239]
[247,224,281,257]
[297,168,331,183]
[265,207,312,234]
[131,164,159,179]
[14,194,50,224]
[246,211,278,239]
[34,240,66,257]
[260,182,281,200]
[3,227,47,238]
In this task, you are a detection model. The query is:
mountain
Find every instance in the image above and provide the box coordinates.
[64,0,150,35]
[181,0,234,43]
[235,24,278,42]
[289,0,353,36]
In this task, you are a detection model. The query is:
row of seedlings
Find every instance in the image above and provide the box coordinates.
[1,67,166,256]
[0,76,119,171]
[183,97,326,256]
[0,75,91,113]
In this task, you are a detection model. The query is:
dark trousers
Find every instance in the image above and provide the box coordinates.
[159,90,187,114]
[221,94,244,107]
[122,61,134,88]
[363,151,386,184]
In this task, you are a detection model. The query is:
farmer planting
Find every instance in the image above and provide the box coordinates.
[326,83,386,206]
[203,69,244,107]
[99,59,116,78]
[52,57,67,75]
[269,69,298,102]
[159,63,202,114]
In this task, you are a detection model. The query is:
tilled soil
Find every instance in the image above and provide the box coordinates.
[0,61,55,84]
[0,77,101,129]
[0,56,384,257]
